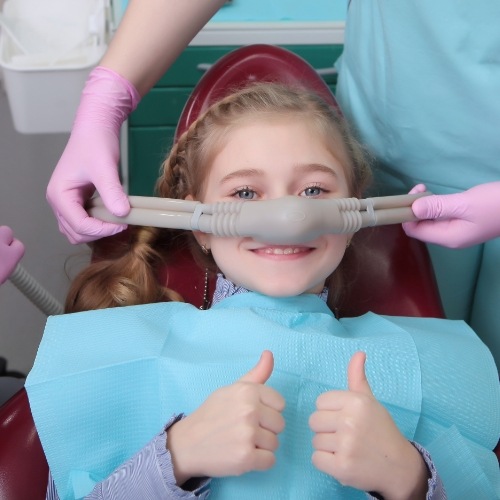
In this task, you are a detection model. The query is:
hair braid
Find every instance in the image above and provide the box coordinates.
[65,226,183,313]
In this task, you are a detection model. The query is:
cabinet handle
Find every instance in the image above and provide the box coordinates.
[316,67,338,76]
[196,63,213,73]
[197,63,337,77]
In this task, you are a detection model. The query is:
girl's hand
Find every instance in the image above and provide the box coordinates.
[167,350,285,485]
[309,352,429,500]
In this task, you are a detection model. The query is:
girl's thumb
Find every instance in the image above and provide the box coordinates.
[347,351,374,396]
[239,350,274,384]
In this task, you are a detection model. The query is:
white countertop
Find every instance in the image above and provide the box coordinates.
[190,21,344,46]
[111,2,345,46]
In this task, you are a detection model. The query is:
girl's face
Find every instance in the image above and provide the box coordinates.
[197,117,352,297]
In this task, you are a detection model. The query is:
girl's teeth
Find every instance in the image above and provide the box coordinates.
[264,247,302,255]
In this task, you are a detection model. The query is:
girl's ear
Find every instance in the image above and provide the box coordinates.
[192,230,206,248]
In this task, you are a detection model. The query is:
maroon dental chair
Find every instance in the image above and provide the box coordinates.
[0,45,495,500]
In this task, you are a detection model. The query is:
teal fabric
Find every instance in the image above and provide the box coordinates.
[26,294,500,499]
[336,0,500,364]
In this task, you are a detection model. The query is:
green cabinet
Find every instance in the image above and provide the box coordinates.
[127,44,343,196]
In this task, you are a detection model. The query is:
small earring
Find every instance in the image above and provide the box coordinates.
[201,244,210,255]
[346,240,351,248]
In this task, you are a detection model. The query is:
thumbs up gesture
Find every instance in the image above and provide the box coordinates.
[309,352,429,498]
[167,351,285,485]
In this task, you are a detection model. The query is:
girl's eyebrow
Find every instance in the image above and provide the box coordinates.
[219,163,340,185]
[295,163,340,179]
[220,168,263,185]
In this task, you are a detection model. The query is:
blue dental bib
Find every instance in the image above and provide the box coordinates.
[26,293,500,499]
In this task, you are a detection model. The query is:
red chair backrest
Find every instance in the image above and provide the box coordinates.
[0,388,48,499]
[176,44,339,140]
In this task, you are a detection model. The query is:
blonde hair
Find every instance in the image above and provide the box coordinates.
[65,82,372,314]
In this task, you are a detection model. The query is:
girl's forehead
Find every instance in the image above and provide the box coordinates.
[218,116,350,168]
[195,113,353,195]
[219,113,341,146]
[204,123,346,187]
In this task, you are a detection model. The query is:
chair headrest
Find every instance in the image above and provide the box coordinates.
[175,44,339,140]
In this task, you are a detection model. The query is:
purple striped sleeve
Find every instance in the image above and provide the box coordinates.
[46,415,210,500]
[367,442,446,500]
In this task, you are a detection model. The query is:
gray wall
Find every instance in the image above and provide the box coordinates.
[0,82,90,375]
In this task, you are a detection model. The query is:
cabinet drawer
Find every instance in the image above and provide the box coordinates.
[128,127,176,196]
[289,44,342,86]
[130,44,342,127]
[129,88,193,127]
[156,46,241,87]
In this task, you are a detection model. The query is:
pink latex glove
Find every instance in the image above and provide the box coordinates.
[0,226,25,284]
[403,182,500,248]
[46,67,141,244]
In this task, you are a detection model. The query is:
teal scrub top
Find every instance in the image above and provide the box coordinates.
[337,0,500,194]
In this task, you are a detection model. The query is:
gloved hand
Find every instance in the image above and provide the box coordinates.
[0,226,25,284]
[46,67,141,244]
[403,182,500,248]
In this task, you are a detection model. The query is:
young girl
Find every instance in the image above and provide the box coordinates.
[27,83,499,500]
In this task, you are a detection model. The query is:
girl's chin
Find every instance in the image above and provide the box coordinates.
[224,271,327,297]
[245,282,325,297]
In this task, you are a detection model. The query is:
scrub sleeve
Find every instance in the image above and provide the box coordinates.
[336,0,500,365]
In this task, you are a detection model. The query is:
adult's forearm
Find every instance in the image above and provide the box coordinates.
[101,0,227,96]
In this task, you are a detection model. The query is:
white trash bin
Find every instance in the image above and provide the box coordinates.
[0,0,108,134]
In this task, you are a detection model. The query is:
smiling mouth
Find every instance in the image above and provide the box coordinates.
[254,246,312,256]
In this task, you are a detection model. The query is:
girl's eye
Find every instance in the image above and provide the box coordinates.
[302,185,323,197]
[233,187,256,200]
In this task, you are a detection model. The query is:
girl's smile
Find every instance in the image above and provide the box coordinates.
[252,245,313,257]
